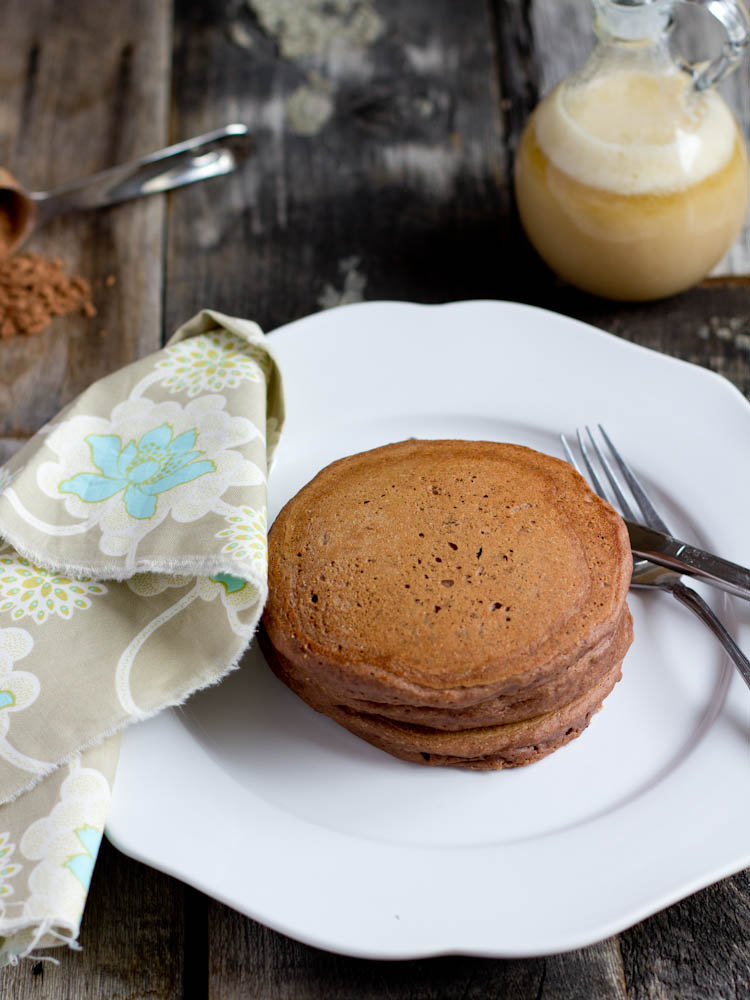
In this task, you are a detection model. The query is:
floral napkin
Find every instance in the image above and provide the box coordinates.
[0,310,283,964]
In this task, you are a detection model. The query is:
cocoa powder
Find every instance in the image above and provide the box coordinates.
[0,251,96,340]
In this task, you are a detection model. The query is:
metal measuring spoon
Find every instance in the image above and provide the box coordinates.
[0,123,251,255]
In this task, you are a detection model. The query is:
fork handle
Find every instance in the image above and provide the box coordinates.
[627,522,750,602]
[670,581,750,690]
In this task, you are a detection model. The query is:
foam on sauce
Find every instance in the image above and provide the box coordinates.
[534,70,737,195]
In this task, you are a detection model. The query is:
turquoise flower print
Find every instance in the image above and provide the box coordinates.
[59,424,215,520]
[21,759,111,925]
[65,824,103,891]
[40,396,262,558]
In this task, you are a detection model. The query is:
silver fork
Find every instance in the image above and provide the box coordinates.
[561,425,750,691]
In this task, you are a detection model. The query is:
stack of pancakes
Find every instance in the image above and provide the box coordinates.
[260,440,633,770]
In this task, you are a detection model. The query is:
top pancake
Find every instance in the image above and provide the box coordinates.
[263,440,632,704]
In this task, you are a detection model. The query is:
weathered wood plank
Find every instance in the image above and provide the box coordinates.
[166,0,508,335]
[0,0,171,440]
[0,0,177,992]
[0,840,187,999]
[205,878,750,1000]
[207,899,627,1000]
[620,870,750,1000]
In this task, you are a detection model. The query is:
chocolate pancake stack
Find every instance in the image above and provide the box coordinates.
[261,440,633,769]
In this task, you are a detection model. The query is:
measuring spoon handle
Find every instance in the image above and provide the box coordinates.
[30,124,250,224]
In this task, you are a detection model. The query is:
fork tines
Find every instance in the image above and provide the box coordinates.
[560,425,669,534]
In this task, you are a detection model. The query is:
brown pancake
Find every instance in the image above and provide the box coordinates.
[262,606,632,730]
[265,633,626,769]
[263,440,632,707]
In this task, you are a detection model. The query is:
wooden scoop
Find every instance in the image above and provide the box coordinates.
[0,168,36,254]
[0,124,251,257]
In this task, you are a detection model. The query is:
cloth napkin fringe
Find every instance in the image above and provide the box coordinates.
[0,915,78,965]
[0,514,270,585]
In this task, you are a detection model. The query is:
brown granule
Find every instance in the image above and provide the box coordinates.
[0,252,96,340]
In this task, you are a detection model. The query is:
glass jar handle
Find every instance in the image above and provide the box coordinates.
[677,0,749,90]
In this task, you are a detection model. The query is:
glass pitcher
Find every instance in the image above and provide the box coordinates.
[514,0,749,301]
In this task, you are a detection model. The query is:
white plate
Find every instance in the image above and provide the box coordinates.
[107,300,750,958]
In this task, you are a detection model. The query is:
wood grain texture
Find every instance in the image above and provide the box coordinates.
[165,0,508,335]
[0,0,170,440]
[0,0,176,995]
[206,899,628,1000]
[0,840,187,999]
[620,871,750,1000]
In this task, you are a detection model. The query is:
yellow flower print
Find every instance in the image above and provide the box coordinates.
[0,549,107,625]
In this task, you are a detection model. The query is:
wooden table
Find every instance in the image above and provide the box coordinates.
[1,1,749,996]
